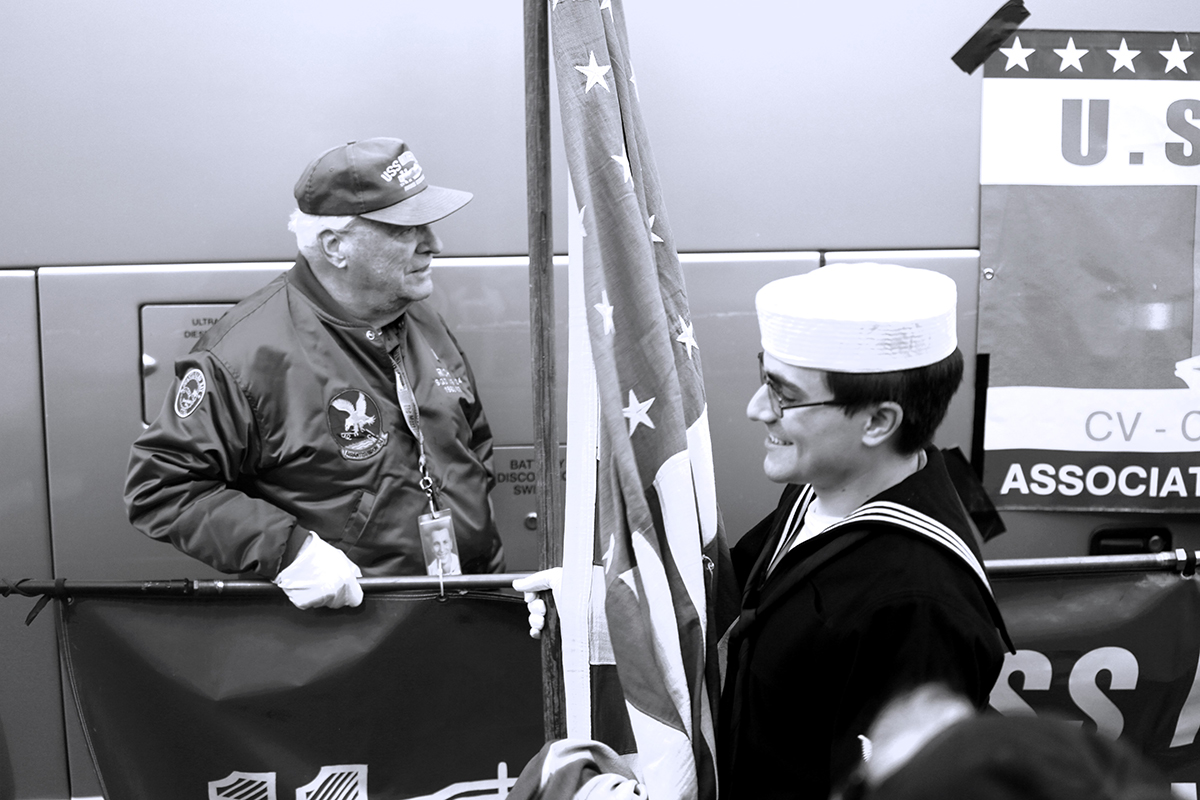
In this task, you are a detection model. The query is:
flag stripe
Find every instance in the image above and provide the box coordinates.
[552,2,738,798]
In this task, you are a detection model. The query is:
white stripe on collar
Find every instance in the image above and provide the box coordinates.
[825,500,993,595]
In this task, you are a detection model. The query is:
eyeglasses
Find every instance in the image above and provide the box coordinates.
[757,352,841,416]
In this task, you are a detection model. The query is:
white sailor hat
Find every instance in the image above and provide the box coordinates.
[756,263,957,373]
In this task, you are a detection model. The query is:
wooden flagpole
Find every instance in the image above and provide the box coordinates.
[524,0,567,740]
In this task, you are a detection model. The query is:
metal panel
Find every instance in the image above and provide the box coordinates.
[39,264,292,581]
[139,304,235,424]
[7,2,1197,267]
[680,253,823,542]
[491,445,567,571]
[0,271,69,799]
[425,257,569,446]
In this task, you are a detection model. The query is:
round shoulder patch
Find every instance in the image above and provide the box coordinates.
[175,367,207,418]
[328,389,388,460]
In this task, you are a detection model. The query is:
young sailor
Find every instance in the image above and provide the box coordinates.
[718,263,1012,800]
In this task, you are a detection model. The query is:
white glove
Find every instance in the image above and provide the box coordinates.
[273,532,364,610]
[512,567,562,639]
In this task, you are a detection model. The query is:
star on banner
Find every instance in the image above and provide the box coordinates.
[1161,39,1193,74]
[1054,37,1087,72]
[629,64,640,101]
[600,0,613,18]
[575,51,612,93]
[1107,38,1139,72]
[676,316,698,359]
[612,145,632,184]
[999,37,1035,71]
[648,214,663,243]
[576,204,588,237]
[594,289,615,334]
[623,389,656,436]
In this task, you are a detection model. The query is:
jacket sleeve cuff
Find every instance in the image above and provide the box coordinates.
[279,525,314,574]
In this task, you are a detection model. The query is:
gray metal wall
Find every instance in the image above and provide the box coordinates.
[3,1,1196,268]
[0,273,67,799]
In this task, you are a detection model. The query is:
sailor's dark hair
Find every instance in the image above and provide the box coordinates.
[824,348,964,455]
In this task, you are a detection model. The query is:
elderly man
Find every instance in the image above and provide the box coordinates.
[717,263,1012,800]
[125,137,504,609]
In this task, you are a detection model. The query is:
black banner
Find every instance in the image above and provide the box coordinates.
[991,569,1200,792]
[58,572,1200,797]
[61,591,543,800]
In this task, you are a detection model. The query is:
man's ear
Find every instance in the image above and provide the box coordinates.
[318,229,349,269]
[862,402,904,448]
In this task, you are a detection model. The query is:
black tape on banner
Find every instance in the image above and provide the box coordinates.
[943,446,1007,543]
[952,0,1031,75]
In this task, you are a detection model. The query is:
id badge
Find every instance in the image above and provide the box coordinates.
[419,508,462,576]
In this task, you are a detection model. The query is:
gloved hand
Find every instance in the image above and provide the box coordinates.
[273,532,364,609]
[512,567,562,639]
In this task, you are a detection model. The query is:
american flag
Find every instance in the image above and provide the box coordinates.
[550,1,738,798]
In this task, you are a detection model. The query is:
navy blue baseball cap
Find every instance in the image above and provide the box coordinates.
[293,138,472,226]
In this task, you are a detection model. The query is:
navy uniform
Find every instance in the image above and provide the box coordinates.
[719,447,1010,800]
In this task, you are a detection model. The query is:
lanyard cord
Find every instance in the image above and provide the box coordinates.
[387,344,438,513]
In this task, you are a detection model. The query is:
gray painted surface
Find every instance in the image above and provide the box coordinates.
[0,272,69,799]
[4,1,1197,268]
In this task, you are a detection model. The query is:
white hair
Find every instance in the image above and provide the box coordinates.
[287,208,357,255]
[863,684,975,787]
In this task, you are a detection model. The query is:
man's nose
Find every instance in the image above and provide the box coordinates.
[747,384,777,422]
[418,225,443,254]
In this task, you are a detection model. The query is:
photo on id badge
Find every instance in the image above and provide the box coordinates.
[420,509,462,576]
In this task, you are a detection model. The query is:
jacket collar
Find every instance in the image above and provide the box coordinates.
[286,253,371,327]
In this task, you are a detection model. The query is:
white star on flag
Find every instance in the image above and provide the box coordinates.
[611,145,632,184]
[648,214,663,243]
[622,389,656,435]
[999,36,1035,71]
[676,316,698,359]
[594,289,615,334]
[575,50,612,93]
[629,64,639,101]
[550,2,737,797]
[1161,39,1193,74]
[576,204,588,237]
[618,568,639,598]
[1054,37,1087,72]
[1107,38,1139,72]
